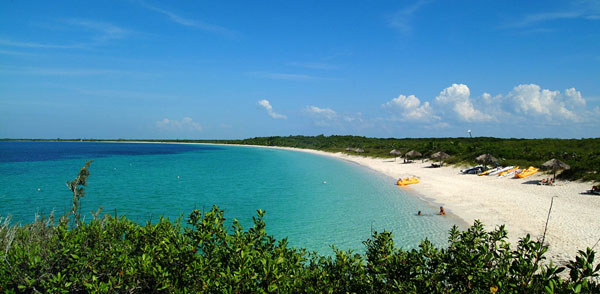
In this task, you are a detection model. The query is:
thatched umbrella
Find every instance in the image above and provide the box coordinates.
[404,150,422,159]
[475,154,498,168]
[403,150,422,163]
[354,148,365,153]
[542,158,570,180]
[345,147,353,152]
[390,149,402,161]
[431,151,450,166]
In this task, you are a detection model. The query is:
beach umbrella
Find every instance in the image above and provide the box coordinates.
[354,148,365,153]
[431,151,450,160]
[431,151,450,166]
[390,149,402,161]
[475,153,498,168]
[404,150,422,158]
[542,158,570,180]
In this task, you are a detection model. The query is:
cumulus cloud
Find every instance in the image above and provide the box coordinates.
[508,84,587,121]
[435,84,495,122]
[379,83,594,132]
[258,99,287,119]
[304,105,366,130]
[156,117,202,132]
[305,106,337,120]
[382,94,436,121]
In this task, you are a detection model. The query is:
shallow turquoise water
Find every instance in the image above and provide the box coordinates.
[0,142,461,254]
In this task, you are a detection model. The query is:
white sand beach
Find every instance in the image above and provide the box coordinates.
[261,146,600,264]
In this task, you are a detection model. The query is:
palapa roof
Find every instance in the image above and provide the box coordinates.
[404,150,422,158]
[475,154,498,163]
[389,149,403,155]
[541,158,570,170]
[431,151,450,159]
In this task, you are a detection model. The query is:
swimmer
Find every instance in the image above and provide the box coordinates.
[417,211,422,216]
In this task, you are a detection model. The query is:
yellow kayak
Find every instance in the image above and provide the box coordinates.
[498,166,519,177]
[397,177,420,186]
[515,166,538,178]
[478,167,500,176]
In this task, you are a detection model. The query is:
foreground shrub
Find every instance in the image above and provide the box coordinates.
[1,208,599,293]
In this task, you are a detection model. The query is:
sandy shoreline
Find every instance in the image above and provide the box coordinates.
[107,141,599,263]
[205,143,598,264]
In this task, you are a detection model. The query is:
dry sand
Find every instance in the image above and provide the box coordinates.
[254,146,600,264]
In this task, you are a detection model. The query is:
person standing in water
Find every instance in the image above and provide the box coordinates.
[438,206,446,216]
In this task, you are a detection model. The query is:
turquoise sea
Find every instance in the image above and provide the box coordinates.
[0,141,462,254]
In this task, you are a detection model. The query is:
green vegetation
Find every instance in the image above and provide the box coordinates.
[1,162,599,293]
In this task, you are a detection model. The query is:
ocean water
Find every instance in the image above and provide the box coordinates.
[0,141,462,254]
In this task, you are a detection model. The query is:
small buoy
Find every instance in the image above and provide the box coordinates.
[37,188,41,192]
[323,181,327,184]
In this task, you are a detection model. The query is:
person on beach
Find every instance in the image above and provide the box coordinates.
[417,211,422,216]
[438,206,446,216]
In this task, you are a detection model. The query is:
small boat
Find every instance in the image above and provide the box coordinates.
[479,166,501,176]
[514,166,539,178]
[397,177,420,186]
[498,166,519,177]
[460,165,485,175]
[489,166,513,176]
[499,168,521,178]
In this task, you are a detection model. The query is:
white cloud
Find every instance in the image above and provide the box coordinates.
[306,106,337,120]
[304,106,367,130]
[378,83,595,132]
[0,38,82,49]
[382,94,436,121]
[64,19,131,41]
[503,1,600,29]
[250,71,329,81]
[156,117,202,132]
[435,84,494,122]
[139,1,236,37]
[0,19,130,50]
[388,0,432,33]
[0,65,151,77]
[258,99,287,119]
[508,84,587,121]
[287,62,338,70]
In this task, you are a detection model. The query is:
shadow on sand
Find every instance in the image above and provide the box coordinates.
[424,165,442,169]
[521,180,541,185]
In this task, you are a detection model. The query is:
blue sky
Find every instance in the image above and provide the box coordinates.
[1,0,599,139]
